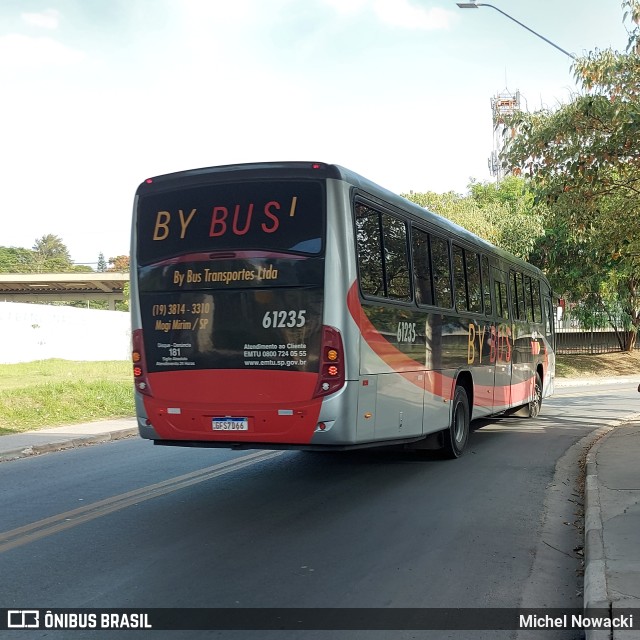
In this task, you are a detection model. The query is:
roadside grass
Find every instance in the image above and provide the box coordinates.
[0,352,638,435]
[0,360,133,435]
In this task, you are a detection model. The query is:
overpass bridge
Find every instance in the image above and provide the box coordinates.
[0,273,128,310]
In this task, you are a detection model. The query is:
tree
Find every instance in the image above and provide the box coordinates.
[404,190,500,245]
[468,176,546,261]
[107,255,129,272]
[502,1,640,349]
[0,241,92,277]
[119,282,130,312]
[0,247,37,273]
[403,176,545,261]
[32,234,73,272]
[97,252,107,273]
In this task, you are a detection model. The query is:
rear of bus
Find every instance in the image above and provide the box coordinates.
[130,162,352,448]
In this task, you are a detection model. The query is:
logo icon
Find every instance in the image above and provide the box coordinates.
[8,610,40,629]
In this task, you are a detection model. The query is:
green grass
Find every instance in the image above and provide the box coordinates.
[0,360,134,435]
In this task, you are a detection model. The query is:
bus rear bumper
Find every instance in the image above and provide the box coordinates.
[135,379,363,446]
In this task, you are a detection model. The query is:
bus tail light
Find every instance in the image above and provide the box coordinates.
[132,329,152,397]
[313,325,345,398]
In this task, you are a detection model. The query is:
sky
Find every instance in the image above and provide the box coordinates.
[0,0,630,267]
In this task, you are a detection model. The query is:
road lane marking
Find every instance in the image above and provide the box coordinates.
[0,449,283,554]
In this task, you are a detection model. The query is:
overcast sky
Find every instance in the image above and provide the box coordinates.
[0,0,629,266]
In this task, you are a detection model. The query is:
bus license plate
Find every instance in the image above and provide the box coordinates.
[212,418,249,431]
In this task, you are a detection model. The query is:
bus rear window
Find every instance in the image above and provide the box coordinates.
[137,180,324,265]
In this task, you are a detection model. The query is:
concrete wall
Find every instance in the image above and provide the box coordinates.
[0,302,130,364]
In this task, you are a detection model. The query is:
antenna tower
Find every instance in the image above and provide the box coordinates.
[489,89,520,181]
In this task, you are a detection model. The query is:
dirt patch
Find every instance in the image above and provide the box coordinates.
[557,350,640,378]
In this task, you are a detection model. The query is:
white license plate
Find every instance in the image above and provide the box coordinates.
[212,417,249,431]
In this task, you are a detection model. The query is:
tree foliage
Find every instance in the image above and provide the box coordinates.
[468,176,546,260]
[32,234,73,272]
[502,0,640,348]
[404,190,499,244]
[0,247,38,273]
[108,255,130,272]
[403,176,545,261]
[0,235,79,273]
[1,237,92,274]
[97,252,108,273]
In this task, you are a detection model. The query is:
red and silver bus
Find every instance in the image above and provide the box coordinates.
[130,162,555,457]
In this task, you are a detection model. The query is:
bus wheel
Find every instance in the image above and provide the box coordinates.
[443,385,470,459]
[528,373,543,419]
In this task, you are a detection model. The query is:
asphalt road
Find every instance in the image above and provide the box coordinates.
[0,381,638,640]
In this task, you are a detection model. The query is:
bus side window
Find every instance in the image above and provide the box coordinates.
[532,279,542,323]
[355,203,384,297]
[524,275,534,323]
[381,213,410,301]
[518,273,526,320]
[481,255,492,316]
[431,235,453,309]
[544,298,554,340]
[495,281,509,320]
[509,272,518,318]
[453,245,468,312]
[453,244,482,313]
[466,251,482,314]
[412,227,434,306]
[355,202,410,301]
[510,271,526,320]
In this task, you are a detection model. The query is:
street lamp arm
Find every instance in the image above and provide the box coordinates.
[458,2,576,60]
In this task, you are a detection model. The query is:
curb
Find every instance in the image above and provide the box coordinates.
[0,428,137,463]
[555,377,639,388]
[582,415,640,640]
[583,425,612,640]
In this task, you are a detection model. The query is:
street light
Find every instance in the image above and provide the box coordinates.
[456,2,576,60]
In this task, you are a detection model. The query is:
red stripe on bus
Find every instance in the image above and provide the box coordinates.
[491,376,536,408]
[347,283,424,372]
[347,282,539,409]
[346,282,454,399]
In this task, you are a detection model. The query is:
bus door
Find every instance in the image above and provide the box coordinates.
[491,267,513,411]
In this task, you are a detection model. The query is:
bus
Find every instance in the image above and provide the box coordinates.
[130,161,555,458]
